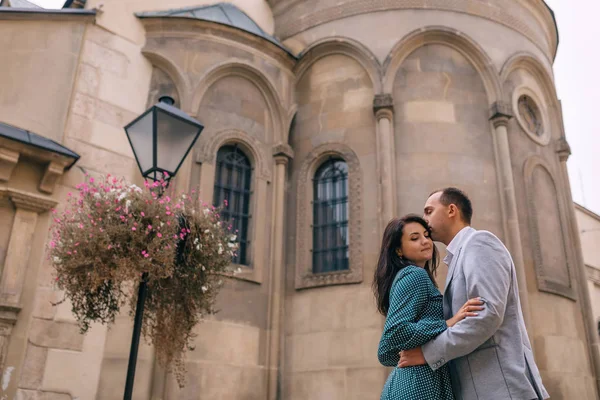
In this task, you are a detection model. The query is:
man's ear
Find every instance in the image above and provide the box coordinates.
[448,204,458,219]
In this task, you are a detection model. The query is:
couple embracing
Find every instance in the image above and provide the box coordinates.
[373,188,549,400]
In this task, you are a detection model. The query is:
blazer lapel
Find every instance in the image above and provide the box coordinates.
[443,246,463,294]
[443,228,477,294]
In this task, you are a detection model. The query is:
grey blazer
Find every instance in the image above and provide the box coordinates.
[422,228,549,400]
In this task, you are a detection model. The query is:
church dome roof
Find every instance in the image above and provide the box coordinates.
[136,3,292,56]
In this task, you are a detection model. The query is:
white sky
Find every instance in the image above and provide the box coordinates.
[29,0,600,215]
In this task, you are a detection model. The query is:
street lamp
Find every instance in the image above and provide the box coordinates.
[125,96,204,182]
[122,96,203,399]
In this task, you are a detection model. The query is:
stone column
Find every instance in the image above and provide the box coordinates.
[488,102,532,332]
[373,94,397,233]
[266,144,293,400]
[0,188,56,397]
[555,137,600,394]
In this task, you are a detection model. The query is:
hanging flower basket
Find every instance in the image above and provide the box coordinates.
[48,175,238,386]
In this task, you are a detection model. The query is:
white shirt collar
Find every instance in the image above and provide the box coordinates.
[444,226,474,264]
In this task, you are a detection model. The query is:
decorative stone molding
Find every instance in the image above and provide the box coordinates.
[295,143,363,289]
[195,129,272,181]
[6,189,57,213]
[555,137,571,162]
[39,162,66,194]
[272,0,556,60]
[0,148,19,182]
[489,101,513,127]
[373,94,394,119]
[523,155,576,300]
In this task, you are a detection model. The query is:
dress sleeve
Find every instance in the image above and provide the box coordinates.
[377,266,448,367]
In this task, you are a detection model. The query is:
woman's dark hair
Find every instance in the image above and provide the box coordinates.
[372,214,439,316]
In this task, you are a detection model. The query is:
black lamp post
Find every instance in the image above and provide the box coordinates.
[122,96,204,400]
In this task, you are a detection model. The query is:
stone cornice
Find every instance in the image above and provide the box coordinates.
[0,8,96,22]
[0,138,75,193]
[0,188,57,213]
[140,18,297,70]
[271,0,557,61]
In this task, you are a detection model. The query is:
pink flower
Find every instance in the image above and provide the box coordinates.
[141,212,145,217]
[157,233,162,238]
[148,225,152,230]
[132,227,137,231]
[50,241,56,248]
[108,245,112,250]
[141,250,149,258]
[90,177,95,183]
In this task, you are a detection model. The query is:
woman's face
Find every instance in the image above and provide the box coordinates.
[399,222,433,267]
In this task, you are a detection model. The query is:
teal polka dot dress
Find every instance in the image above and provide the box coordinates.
[378,265,454,400]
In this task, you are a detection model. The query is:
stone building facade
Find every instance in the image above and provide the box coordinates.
[0,0,598,399]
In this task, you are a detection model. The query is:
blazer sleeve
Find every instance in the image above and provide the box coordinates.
[378,266,448,367]
[422,232,511,370]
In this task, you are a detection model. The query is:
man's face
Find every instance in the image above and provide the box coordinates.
[423,192,449,243]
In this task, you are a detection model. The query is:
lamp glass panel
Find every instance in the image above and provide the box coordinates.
[125,111,154,173]
[155,109,201,174]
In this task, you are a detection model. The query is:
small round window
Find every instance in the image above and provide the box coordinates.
[517,95,544,137]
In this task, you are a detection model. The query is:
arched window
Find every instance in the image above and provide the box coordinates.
[213,145,252,265]
[312,158,349,273]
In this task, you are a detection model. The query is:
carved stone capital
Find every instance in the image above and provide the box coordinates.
[373,94,394,119]
[555,137,571,162]
[273,143,294,165]
[0,148,19,182]
[7,188,57,213]
[39,161,66,194]
[0,304,21,328]
[489,102,513,128]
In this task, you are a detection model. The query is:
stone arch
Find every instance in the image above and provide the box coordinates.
[192,61,286,144]
[383,26,502,105]
[501,52,557,102]
[501,53,562,141]
[523,154,575,299]
[141,49,190,110]
[295,36,383,94]
[295,142,363,289]
[196,129,271,181]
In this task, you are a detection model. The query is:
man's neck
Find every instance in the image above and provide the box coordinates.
[445,223,469,246]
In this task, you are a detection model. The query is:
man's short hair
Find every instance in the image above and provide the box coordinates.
[431,187,473,224]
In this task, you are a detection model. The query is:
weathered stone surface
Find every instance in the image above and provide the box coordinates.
[29,319,84,351]
[19,344,48,389]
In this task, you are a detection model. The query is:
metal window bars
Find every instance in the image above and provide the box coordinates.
[312,158,350,274]
[213,145,252,265]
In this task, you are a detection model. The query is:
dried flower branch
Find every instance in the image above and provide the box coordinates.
[48,175,237,386]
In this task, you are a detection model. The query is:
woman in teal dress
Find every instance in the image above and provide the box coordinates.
[373,215,483,400]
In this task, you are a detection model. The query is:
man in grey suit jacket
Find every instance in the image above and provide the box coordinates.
[399,188,549,400]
